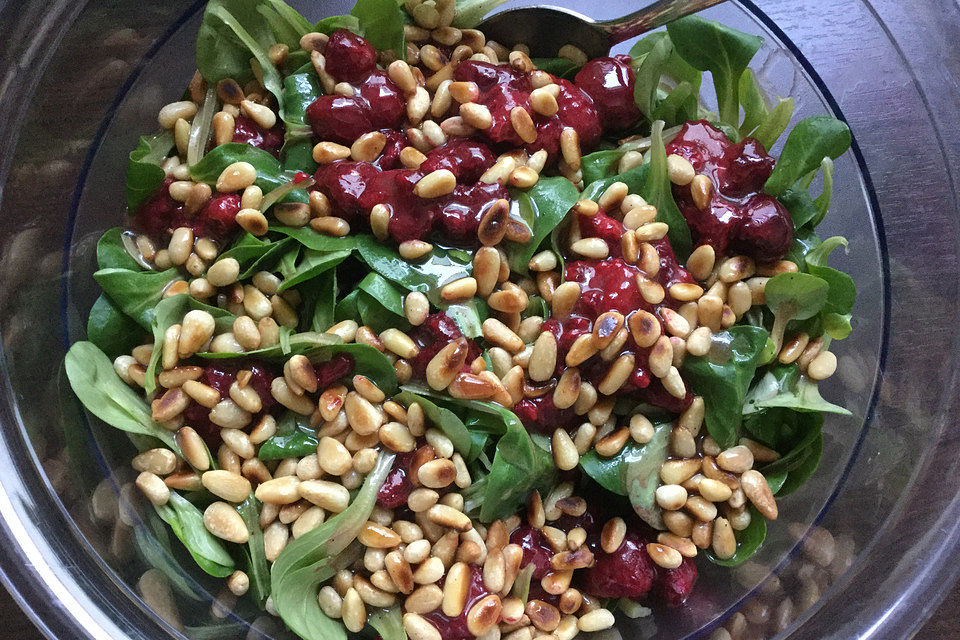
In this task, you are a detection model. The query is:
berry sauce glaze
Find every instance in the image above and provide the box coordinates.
[515,214,697,433]
[666,120,793,263]
[134,179,242,243]
[303,31,641,249]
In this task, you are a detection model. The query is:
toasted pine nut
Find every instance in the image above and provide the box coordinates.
[690,174,713,209]
[807,351,838,380]
[216,161,257,193]
[203,501,248,543]
[510,106,537,143]
[667,154,695,185]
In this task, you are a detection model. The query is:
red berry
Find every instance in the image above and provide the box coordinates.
[419,139,496,183]
[579,532,658,599]
[314,353,354,389]
[454,60,529,92]
[232,115,284,157]
[194,194,241,240]
[554,79,602,148]
[657,556,698,607]
[509,526,555,579]
[358,71,406,129]
[313,161,382,223]
[666,120,793,262]
[430,182,510,245]
[306,95,373,145]
[377,450,416,508]
[323,29,377,83]
[574,56,641,130]
[730,195,794,263]
[717,137,776,198]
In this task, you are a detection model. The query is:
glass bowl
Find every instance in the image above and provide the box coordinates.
[0,0,957,638]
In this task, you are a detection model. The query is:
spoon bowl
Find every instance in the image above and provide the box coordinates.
[477,0,728,59]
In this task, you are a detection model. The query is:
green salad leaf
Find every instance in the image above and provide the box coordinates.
[764,116,851,197]
[681,326,768,449]
[258,412,320,460]
[356,273,411,333]
[126,131,174,210]
[237,495,273,605]
[743,364,851,416]
[530,57,581,78]
[629,31,702,127]
[666,15,763,130]
[87,294,144,359]
[351,0,405,56]
[582,164,650,201]
[775,433,823,496]
[219,233,295,278]
[763,271,831,351]
[271,452,395,640]
[197,1,286,117]
[580,150,624,186]
[368,607,406,640]
[507,176,581,273]
[301,269,338,332]
[356,239,472,306]
[281,67,323,172]
[633,33,674,121]
[93,267,178,330]
[764,272,830,321]
[580,422,672,530]
[738,69,795,150]
[753,98,795,151]
[394,388,474,459]
[641,120,693,259]
[65,341,178,451]
[155,492,235,578]
[136,513,206,601]
[278,247,352,291]
[316,14,361,34]
[190,143,307,202]
[462,404,557,523]
[97,227,142,271]
[259,0,313,47]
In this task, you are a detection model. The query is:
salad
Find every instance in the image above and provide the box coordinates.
[65,0,857,638]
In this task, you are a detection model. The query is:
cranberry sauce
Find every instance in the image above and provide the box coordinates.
[665,120,793,263]
[512,512,698,607]
[134,179,242,243]
[519,210,695,431]
[299,29,646,248]
[423,565,490,640]
[452,61,607,158]
[311,139,509,247]
[183,363,276,447]
[408,312,481,379]
[232,115,284,157]
[377,449,417,508]
[574,56,641,131]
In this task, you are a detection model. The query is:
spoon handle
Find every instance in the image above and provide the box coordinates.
[596,0,729,44]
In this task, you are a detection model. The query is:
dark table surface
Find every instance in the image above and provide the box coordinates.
[1,580,956,638]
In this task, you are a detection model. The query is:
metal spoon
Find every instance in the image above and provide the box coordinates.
[476,0,728,59]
